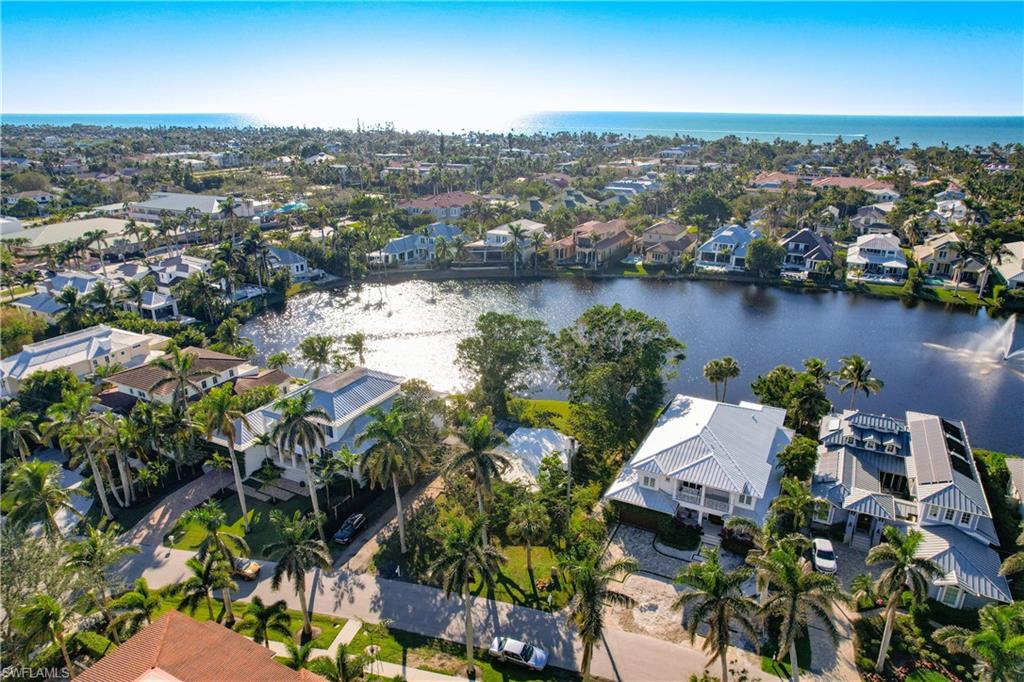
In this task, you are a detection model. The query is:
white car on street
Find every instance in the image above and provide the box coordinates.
[812,538,838,574]
[488,637,548,671]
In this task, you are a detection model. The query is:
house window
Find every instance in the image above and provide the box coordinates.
[325,425,334,438]
[940,586,962,608]
[228,369,235,378]
[737,493,754,507]
[200,380,208,389]
[944,508,955,522]
[960,512,972,526]
[928,505,940,519]
[813,504,831,523]
[641,475,656,489]
[845,435,857,445]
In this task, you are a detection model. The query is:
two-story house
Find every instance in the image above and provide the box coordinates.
[813,410,1011,609]
[1,325,169,396]
[913,232,981,284]
[150,255,214,292]
[846,233,907,282]
[604,395,793,537]
[462,219,546,264]
[696,224,760,272]
[106,347,259,405]
[397,192,479,221]
[550,219,633,268]
[369,223,464,266]
[267,246,316,280]
[779,228,834,274]
[220,367,404,482]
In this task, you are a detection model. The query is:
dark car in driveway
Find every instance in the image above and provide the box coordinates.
[333,513,366,545]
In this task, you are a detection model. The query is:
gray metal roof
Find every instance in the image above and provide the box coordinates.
[131,192,225,214]
[267,246,306,267]
[12,292,65,315]
[917,525,1012,603]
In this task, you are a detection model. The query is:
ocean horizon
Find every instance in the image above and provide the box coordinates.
[2,111,1022,148]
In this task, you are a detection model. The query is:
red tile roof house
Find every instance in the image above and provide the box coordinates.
[397,191,480,220]
[78,611,327,681]
[551,219,634,269]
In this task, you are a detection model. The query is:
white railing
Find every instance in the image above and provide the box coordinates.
[704,497,731,513]
[675,489,701,505]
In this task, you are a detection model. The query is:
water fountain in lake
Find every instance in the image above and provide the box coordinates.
[924,314,1024,380]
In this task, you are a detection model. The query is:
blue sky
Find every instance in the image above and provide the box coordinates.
[2,2,1022,128]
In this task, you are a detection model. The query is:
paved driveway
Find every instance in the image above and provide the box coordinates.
[121,469,230,546]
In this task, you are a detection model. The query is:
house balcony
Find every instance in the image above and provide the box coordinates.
[675,489,701,505]
[704,496,731,513]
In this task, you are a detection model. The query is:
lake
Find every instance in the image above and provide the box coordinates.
[242,278,1024,454]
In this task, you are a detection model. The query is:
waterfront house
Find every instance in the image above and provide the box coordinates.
[267,246,314,280]
[150,254,213,291]
[77,611,327,682]
[696,224,760,272]
[369,223,464,266]
[813,410,1011,608]
[496,427,573,489]
[217,367,404,482]
[604,395,792,536]
[913,232,981,284]
[779,228,833,274]
[637,219,689,250]
[993,241,1024,290]
[106,347,258,406]
[397,191,479,220]
[0,325,169,396]
[846,233,907,282]
[462,219,545,264]
[644,238,695,266]
[120,289,191,323]
[550,219,632,267]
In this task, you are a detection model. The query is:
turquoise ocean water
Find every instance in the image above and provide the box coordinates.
[3,111,1022,148]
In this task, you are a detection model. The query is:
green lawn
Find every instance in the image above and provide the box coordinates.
[350,622,580,682]
[154,594,346,649]
[516,399,573,434]
[167,491,314,558]
[760,625,811,678]
[471,544,569,611]
[920,286,989,306]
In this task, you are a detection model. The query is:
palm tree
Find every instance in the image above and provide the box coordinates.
[272,392,330,543]
[343,332,367,365]
[298,335,336,379]
[759,546,844,682]
[715,356,741,401]
[238,596,292,648]
[6,460,80,538]
[530,231,547,273]
[199,386,252,531]
[55,285,88,332]
[84,229,110,277]
[336,445,361,502]
[429,514,506,680]
[283,640,317,671]
[507,501,551,573]
[867,526,943,672]
[108,578,161,639]
[998,528,1024,577]
[356,406,424,554]
[976,239,1012,296]
[444,414,509,548]
[769,478,818,534]
[267,351,290,370]
[1,409,41,462]
[935,602,1024,682]
[566,554,638,682]
[67,524,140,629]
[262,510,332,642]
[308,642,368,682]
[14,594,77,678]
[724,514,809,606]
[505,223,527,277]
[838,354,884,409]
[174,270,222,324]
[118,274,156,314]
[673,547,760,682]
[44,388,114,520]
[152,346,214,416]
[703,359,725,401]
[167,554,236,621]
[181,501,250,625]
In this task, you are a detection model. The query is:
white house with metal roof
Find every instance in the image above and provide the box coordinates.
[813,409,1011,608]
[846,233,908,282]
[127,192,255,223]
[212,367,404,482]
[0,325,169,396]
[604,395,793,533]
[696,225,761,272]
[267,246,316,280]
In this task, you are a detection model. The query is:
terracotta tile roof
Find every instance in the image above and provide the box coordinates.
[233,368,291,394]
[78,611,327,682]
[108,347,246,396]
[810,176,894,191]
